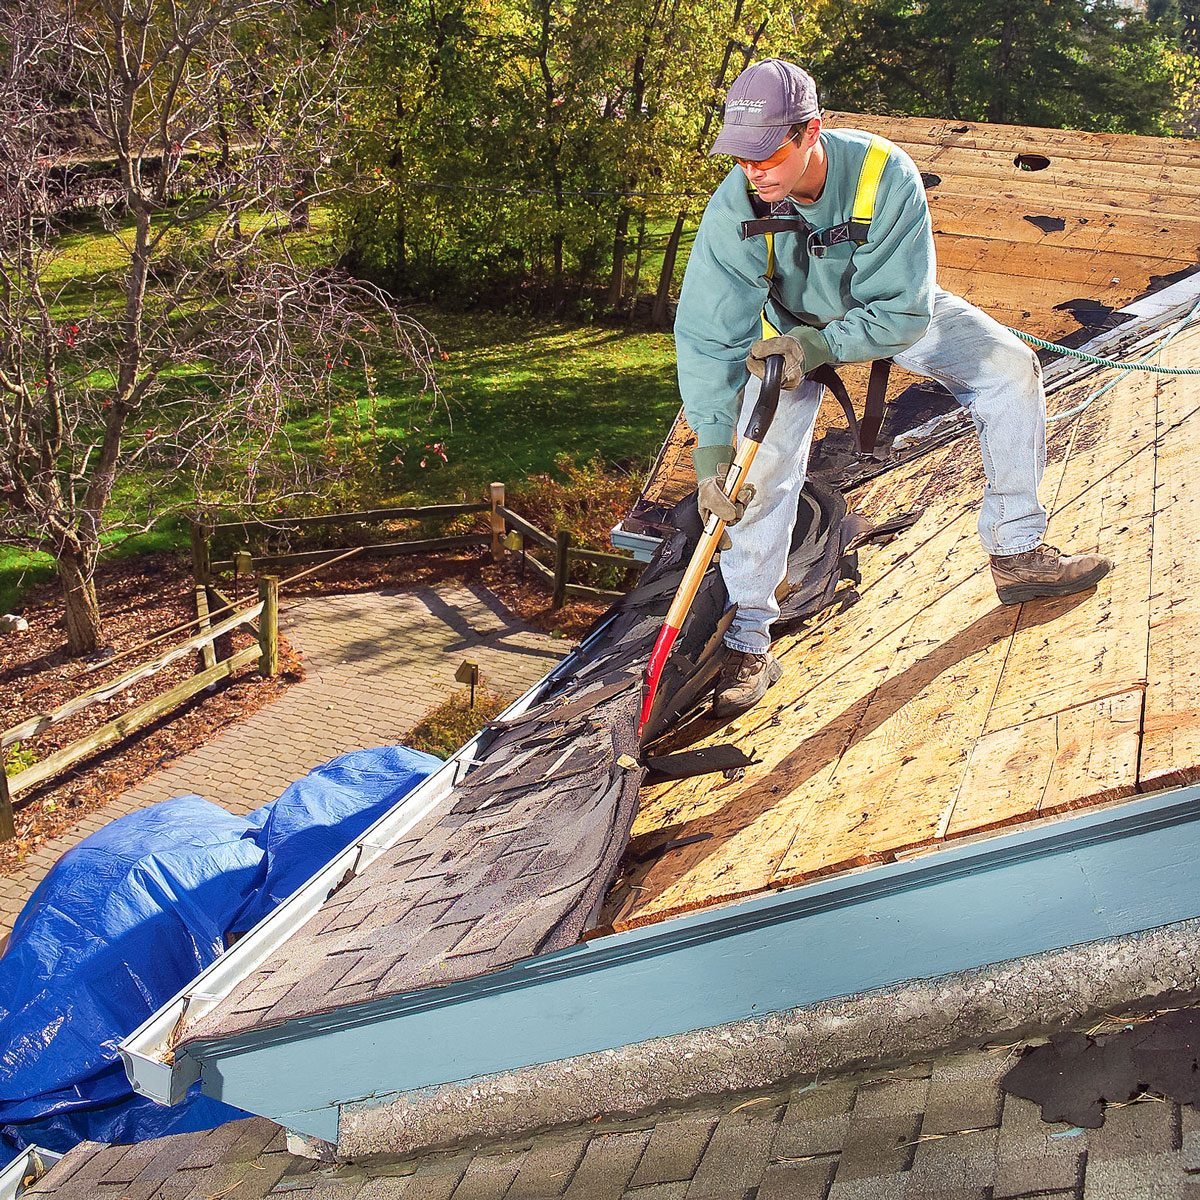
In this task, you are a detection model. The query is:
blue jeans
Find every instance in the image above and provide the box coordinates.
[722,288,1048,655]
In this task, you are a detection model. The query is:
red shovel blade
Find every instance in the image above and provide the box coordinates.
[638,622,681,738]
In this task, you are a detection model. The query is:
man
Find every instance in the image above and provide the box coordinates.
[675,57,1111,717]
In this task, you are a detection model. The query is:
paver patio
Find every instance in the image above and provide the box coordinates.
[0,582,569,940]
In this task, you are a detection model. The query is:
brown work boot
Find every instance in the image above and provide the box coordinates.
[990,543,1112,605]
[714,649,783,717]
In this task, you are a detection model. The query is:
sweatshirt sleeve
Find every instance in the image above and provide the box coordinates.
[812,147,936,365]
[674,178,769,454]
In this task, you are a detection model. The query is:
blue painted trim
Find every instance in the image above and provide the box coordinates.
[187,784,1200,1141]
[611,526,661,562]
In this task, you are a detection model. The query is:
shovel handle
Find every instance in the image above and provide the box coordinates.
[637,354,785,740]
[660,352,784,628]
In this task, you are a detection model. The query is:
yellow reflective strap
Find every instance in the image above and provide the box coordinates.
[851,135,890,226]
[760,230,779,337]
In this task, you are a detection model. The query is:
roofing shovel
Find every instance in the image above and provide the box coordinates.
[637,353,784,741]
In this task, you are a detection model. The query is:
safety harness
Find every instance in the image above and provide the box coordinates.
[743,134,893,458]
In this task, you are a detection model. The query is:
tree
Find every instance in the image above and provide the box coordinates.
[0,0,439,654]
[813,0,1188,135]
[336,0,819,317]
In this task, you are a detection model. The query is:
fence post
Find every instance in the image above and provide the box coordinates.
[552,530,571,609]
[258,575,280,677]
[0,766,13,842]
[490,482,506,562]
[189,519,211,586]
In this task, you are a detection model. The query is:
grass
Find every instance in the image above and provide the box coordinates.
[405,687,510,758]
[0,526,189,616]
[0,547,56,616]
[4,212,684,612]
[314,308,680,504]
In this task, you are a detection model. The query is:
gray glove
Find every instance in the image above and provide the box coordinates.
[747,334,806,390]
[698,463,756,549]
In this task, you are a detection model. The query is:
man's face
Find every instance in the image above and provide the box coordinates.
[738,119,822,202]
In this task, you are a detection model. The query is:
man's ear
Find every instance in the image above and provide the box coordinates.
[803,116,823,147]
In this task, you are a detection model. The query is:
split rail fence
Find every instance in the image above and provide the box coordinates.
[0,582,279,843]
[190,482,643,609]
[1,486,644,840]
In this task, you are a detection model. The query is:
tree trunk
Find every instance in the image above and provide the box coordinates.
[607,206,631,310]
[289,168,314,231]
[989,4,1017,123]
[652,212,686,329]
[628,211,647,321]
[58,548,103,655]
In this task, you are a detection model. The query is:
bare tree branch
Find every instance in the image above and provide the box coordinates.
[0,0,440,652]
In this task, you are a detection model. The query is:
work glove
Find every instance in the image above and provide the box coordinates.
[697,463,756,550]
[747,334,806,390]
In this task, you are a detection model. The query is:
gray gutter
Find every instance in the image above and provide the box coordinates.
[0,1148,63,1200]
[118,617,612,1106]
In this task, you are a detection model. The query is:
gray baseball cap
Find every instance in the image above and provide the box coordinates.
[710,59,820,159]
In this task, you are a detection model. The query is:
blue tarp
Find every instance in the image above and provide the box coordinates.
[0,745,439,1156]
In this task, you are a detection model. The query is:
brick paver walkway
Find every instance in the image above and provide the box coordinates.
[0,582,568,939]
[32,1034,1200,1199]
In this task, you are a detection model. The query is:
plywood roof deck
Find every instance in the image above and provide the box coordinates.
[603,318,1200,931]
[823,112,1200,336]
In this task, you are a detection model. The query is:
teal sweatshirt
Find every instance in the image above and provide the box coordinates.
[675,128,936,477]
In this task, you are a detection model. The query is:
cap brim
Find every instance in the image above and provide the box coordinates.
[709,122,792,159]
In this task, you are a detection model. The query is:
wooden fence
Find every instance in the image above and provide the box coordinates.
[199,501,494,578]
[486,484,642,606]
[191,484,644,608]
[0,487,645,839]
[0,586,278,842]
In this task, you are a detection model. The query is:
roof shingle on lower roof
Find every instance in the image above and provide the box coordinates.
[29,1023,1200,1199]
[184,622,651,1046]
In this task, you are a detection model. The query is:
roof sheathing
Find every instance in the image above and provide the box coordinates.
[607,301,1200,929]
[823,111,1200,335]
[632,112,1200,520]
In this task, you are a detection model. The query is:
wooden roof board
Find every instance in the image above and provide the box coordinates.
[603,319,1200,931]
[824,113,1200,336]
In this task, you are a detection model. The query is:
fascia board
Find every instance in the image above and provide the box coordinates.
[183,784,1200,1140]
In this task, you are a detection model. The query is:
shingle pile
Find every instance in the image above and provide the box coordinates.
[184,483,863,1048]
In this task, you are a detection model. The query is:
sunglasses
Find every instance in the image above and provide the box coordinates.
[735,131,801,170]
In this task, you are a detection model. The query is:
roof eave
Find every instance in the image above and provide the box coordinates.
[182,781,1200,1142]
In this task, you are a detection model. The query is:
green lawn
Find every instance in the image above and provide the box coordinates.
[329,309,679,503]
[0,548,56,615]
[3,213,684,612]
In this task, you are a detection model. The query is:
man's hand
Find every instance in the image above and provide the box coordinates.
[698,463,756,549]
[747,334,806,390]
